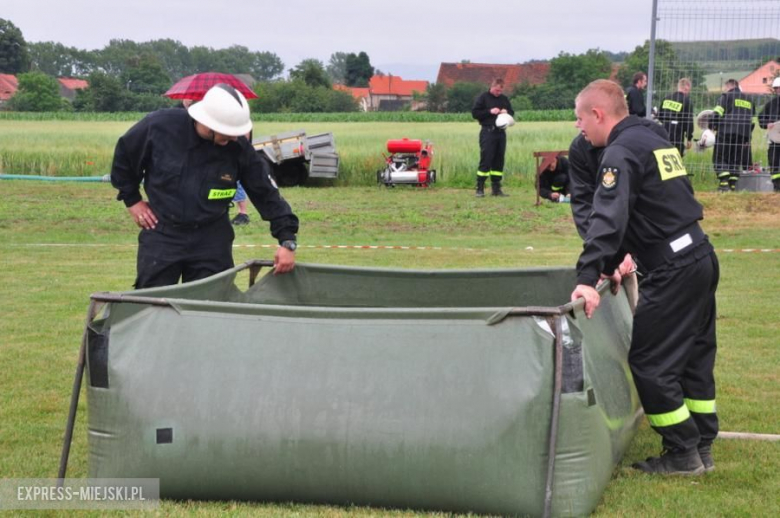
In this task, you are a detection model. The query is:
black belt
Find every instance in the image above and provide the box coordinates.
[481,125,504,132]
[157,212,227,231]
[638,222,706,272]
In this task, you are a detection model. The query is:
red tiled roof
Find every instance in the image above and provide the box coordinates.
[0,74,18,101]
[436,62,550,90]
[739,60,780,95]
[58,78,89,90]
[334,84,370,100]
[369,75,428,96]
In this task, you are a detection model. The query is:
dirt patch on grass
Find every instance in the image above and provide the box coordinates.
[700,193,780,231]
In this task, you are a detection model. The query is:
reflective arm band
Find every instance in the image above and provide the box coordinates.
[647,404,690,427]
[552,185,564,191]
[713,106,725,116]
[685,398,716,414]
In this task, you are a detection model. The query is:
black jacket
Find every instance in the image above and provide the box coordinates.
[758,95,780,133]
[625,85,646,118]
[657,91,694,142]
[111,108,298,243]
[568,119,669,240]
[575,116,702,286]
[712,87,755,138]
[538,157,570,200]
[472,91,514,127]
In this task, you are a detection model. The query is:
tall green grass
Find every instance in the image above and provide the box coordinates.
[0,119,770,187]
[0,110,574,123]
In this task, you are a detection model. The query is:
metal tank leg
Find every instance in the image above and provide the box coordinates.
[542,314,564,518]
[57,300,100,484]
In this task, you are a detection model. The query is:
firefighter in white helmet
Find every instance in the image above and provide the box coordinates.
[111,83,299,288]
[758,76,780,191]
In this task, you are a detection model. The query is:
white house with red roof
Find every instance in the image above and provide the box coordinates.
[335,74,429,111]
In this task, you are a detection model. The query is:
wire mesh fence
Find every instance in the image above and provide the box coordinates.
[651,0,780,190]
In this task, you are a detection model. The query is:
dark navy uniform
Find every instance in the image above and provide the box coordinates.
[712,86,755,189]
[538,156,570,201]
[625,85,646,118]
[576,115,719,456]
[568,120,669,240]
[111,108,299,288]
[472,90,514,194]
[657,91,694,156]
[758,94,780,190]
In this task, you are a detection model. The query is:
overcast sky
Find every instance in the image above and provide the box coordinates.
[5,0,654,81]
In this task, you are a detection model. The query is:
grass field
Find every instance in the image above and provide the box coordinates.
[0,120,773,187]
[0,178,779,517]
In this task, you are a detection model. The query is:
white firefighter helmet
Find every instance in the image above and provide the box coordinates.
[188,84,252,137]
[696,109,715,130]
[768,123,780,144]
[773,76,780,88]
[495,113,515,129]
[697,129,716,150]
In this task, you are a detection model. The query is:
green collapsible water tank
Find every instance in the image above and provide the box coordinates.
[83,261,640,517]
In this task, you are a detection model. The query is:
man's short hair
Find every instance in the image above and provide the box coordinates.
[678,77,692,90]
[725,79,739,89]
[491,78,505,87]
[576,79,629,118]
[632,72,647,85]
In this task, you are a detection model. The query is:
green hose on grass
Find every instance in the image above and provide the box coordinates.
[0,174,111,182]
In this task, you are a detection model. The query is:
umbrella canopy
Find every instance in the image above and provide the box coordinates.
[164,72,258,101]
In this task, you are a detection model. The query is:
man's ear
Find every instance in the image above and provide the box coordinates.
[592,107,605,123]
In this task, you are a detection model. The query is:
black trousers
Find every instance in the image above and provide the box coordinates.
[134,215,235,289]
[662,123,687,157]
[768,143,780,175]
[713,134,752,175]
[630,241,720,452]
[478,126,506,177]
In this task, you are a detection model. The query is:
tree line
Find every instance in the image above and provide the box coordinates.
[1,17,704,114]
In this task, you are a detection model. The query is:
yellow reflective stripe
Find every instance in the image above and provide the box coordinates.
[551,185,564,191]
[647,404,690,427]
[653,147,688,180]
[489,170,503,177]
[662,99,683,112]
[734,99,752,110]
[713,106,725,116]
[477,171,490,177]
[207,188,237,200]
[685,398,716,414]
[772,173,780,180]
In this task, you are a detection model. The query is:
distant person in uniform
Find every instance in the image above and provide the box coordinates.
[472,78,514,197]
[711,79,755,191]
[657,78,694,157]
[538,153,570,202]
[758,76,780,191]
[625,72,647,118]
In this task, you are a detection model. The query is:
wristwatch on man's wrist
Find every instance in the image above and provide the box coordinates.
[281,240,297,252]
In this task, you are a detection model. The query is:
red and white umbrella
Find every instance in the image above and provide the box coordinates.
[164,72,258,101]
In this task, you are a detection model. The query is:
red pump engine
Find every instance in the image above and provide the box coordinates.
[377,138,436,187]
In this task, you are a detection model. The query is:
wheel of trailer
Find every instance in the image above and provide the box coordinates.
[272,161,310,187]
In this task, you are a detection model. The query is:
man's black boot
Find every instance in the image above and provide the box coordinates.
[491,179,509,197]
[475,177,486,198]
[632,449,705,476]
[698,446,715,473]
